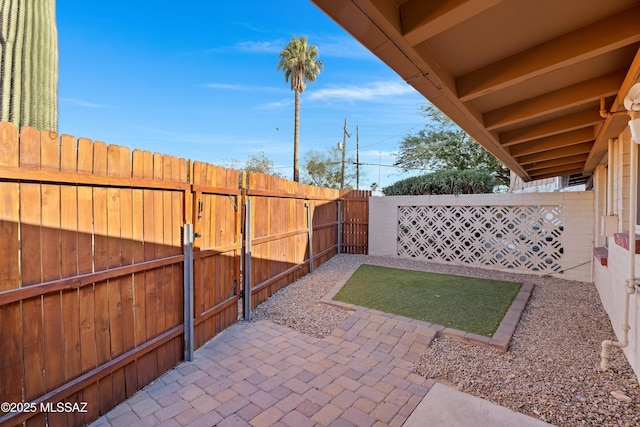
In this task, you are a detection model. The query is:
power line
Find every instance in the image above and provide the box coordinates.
[355,162,398,168]
[359,122,424,149]
[275,161,425,171]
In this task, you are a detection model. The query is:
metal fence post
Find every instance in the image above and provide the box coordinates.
[307,202,314,273]
[244,199,252,321]
[183,223,194,361]
[337,200,342,254]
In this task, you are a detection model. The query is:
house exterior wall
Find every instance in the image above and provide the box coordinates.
[593,165,607,247]
[614,133,631,231]
[369,192,594,282]
[509,173,559,192]
[592,126,640,381]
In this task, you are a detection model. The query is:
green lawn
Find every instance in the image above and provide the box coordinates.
[333,264,522,337]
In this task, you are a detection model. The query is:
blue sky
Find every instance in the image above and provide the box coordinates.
[56,1,428,189]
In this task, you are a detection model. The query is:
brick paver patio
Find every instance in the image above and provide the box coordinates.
[90,308,438,427]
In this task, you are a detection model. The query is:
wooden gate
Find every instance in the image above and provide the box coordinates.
[190,162,242,348]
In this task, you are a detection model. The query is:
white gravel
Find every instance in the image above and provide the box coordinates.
[251,254,640,426]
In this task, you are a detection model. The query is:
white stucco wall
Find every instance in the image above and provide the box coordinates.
[369,192,594,282]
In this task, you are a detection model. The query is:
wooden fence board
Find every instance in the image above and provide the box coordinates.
[158,154,174,373]
[153,155,166,327]
[18,128,46,426]
[170,158,185,368]
[40,130,66,427]
[20,127,43,286]
[131,150,147,393]
[118,153,137,398]
[78,281,98,422]
[0,122,20,291]
[77,134,99,422]
[106,145,126,408]
[77,136,98,424]
[90,141,113,415]
[129,154,144,400]
[0,302,22,403]
[60,135,79,279]
[138,150,158,387]
[77,138,94,276]
[0,123,21,407]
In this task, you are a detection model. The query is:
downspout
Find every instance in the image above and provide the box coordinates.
[600,112,639,371]
[607,139,614,216]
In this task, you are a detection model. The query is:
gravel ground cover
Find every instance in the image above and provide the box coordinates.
[251,254,639,426]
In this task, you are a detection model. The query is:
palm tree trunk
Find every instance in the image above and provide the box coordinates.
[293,89,300,182]
[0,0,59,132]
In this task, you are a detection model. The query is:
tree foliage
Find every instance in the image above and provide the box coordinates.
[244,151,283,177]
[302,147,355,189]
[394,105,509,185]
[383,170,495,196]
[225,151,283,177]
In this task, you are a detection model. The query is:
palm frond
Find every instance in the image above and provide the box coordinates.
[277,36,323,93]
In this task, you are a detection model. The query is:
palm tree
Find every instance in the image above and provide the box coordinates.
[0,0,59,132]
[277,36,323,182]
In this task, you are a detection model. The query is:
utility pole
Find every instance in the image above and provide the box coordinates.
[356,125,359,190]
[378,151,381,189]
[341,118,351,190]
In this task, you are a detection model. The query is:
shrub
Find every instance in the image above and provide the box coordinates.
[382,169,496,195]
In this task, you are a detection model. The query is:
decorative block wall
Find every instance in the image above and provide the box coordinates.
[369,193,594,282]
[397,205,564,273]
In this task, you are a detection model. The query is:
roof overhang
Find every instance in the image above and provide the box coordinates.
[311,0,640,184]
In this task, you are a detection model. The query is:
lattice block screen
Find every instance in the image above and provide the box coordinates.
[398,205,564,273]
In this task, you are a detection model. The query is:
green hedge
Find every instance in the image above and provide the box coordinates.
[382,169,496,195]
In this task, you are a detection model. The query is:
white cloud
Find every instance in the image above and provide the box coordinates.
[308,81,415,102]
[60,97,106,108]
[257,99,293,110]
[201,83,249,90]
[315,37,373,60]
[200,83,285,94]
[234,40,282,54]
[205,36,373,59]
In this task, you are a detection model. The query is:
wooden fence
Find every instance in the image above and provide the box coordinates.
[340,190,370,254]
[246,173,343,309]
[0,123,369,426]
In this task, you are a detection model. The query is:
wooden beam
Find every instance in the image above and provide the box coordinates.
[400,0,504,45]
[530,168,583,180]
[484,70,624,130]
[517,142,593,165]
[509,127,594,157]
[525,162,585,177]
[499,109,603,146]
[523,154,589,172]
[457,5,640,101]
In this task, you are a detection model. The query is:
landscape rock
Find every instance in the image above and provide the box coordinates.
[252,254,640,427]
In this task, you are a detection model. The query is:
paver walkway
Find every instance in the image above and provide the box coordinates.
[90,308,438,427]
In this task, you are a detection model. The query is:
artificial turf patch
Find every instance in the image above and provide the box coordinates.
[333,264,521,337]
